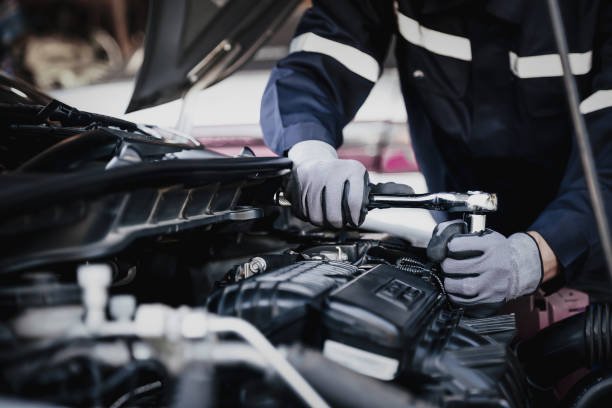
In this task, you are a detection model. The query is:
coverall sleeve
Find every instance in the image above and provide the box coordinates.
[260,0,394,154]
[530,4,612,281]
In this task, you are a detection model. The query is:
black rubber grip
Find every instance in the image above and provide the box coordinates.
[426,220,468,263]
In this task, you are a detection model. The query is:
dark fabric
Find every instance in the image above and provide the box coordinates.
[260,0,394,153]
[260,0,612,289]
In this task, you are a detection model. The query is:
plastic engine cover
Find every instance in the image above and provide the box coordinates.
[322,264,529,407]
[207,261,358,341]
[208,260,530,407]
[322,264,444,379]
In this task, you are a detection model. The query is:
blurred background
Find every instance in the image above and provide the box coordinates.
[0,0,434,242]
[0,0,148,88]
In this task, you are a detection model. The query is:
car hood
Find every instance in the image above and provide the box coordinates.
[126,0,300,113]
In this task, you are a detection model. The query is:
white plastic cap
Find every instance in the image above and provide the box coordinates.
[110,295,136,322]
[181,310,208,339]
[134,304,171,338]
[77,264,112,288]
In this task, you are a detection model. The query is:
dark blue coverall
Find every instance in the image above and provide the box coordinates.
[260,0,612,297]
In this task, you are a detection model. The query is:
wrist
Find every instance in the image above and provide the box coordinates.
[508,232,542,298]
[288,140,337,166]
[526,231,560,283]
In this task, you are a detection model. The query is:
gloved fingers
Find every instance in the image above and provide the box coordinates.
[285,169,309,222]
[341,181,352,227]
[292,159,366,228]
[345,164,367,226]
[426,219,468,262]
[322,179,346,228]
[447,229,505,250]
[444,276,483,299]
[296,172,310,216]
[321,161,365,228]
[447,292,490,307]
[441,257,481,277]
[447,248,484,260]
[433,219,467,237]
[358,172,370,225]
[447,287,501,306]
[301,181,311,220]
[446,229,504,260]
[447,281,509,308]
[305,179,325,226]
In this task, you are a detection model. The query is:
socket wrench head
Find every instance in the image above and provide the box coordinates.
[461,191,498,213]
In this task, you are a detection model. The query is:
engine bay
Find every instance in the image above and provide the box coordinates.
[0,82,610,407]
[0,227,529,407]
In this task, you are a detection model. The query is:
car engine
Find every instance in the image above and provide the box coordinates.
[1,78,611,407]
[0,232,528,407]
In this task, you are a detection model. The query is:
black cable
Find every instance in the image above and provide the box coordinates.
[109,381,163,408]
[546,0,612,279]
[0,335,137,365]
[40,358,165,405]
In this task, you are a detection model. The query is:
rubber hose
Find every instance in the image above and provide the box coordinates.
[563,369,612,408]
[284,345,435,408]
[518,304,612,388]
[585,303,612,367]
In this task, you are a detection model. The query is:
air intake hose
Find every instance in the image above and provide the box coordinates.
[518,304,612,388]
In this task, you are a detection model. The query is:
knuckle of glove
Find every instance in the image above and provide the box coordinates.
[344,159,367,173]
[444,275,482,298]
[447,234,478,253]
[459,278,481,298]
[297,159,365,228]
[441,257,477,276]
[448,293,478,306]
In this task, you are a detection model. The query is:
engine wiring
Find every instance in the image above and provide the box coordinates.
[0,335,167,407]
[396,257,448,297]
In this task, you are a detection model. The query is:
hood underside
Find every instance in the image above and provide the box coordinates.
[126,0,300,113]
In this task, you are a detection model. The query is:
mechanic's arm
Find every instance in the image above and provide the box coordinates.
[436,4,612,307]
[260,0,394,228]
[529,3,612,285]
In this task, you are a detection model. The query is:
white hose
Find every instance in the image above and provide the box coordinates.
[207,316,330,408]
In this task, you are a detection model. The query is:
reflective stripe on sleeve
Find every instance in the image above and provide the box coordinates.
[396,12,472,61]
[580,90,612,114]
[509,51,592,78]
[289,32,380,82]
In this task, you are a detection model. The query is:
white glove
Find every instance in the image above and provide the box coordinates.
[442,230,543,306]
[287,140,368,228]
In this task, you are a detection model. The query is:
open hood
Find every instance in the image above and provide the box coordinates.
[126,0,300,113]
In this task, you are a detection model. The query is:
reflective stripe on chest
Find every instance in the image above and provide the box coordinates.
[509,51,592,78]
[395,11,592,79]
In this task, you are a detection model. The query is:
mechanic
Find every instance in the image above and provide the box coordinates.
[260,1,612,307]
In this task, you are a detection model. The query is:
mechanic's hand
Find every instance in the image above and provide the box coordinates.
[287,140,368,228]
[437,226,543,306]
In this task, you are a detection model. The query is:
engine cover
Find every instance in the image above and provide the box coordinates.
[207,261,358,342]
[209,260,530,407]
